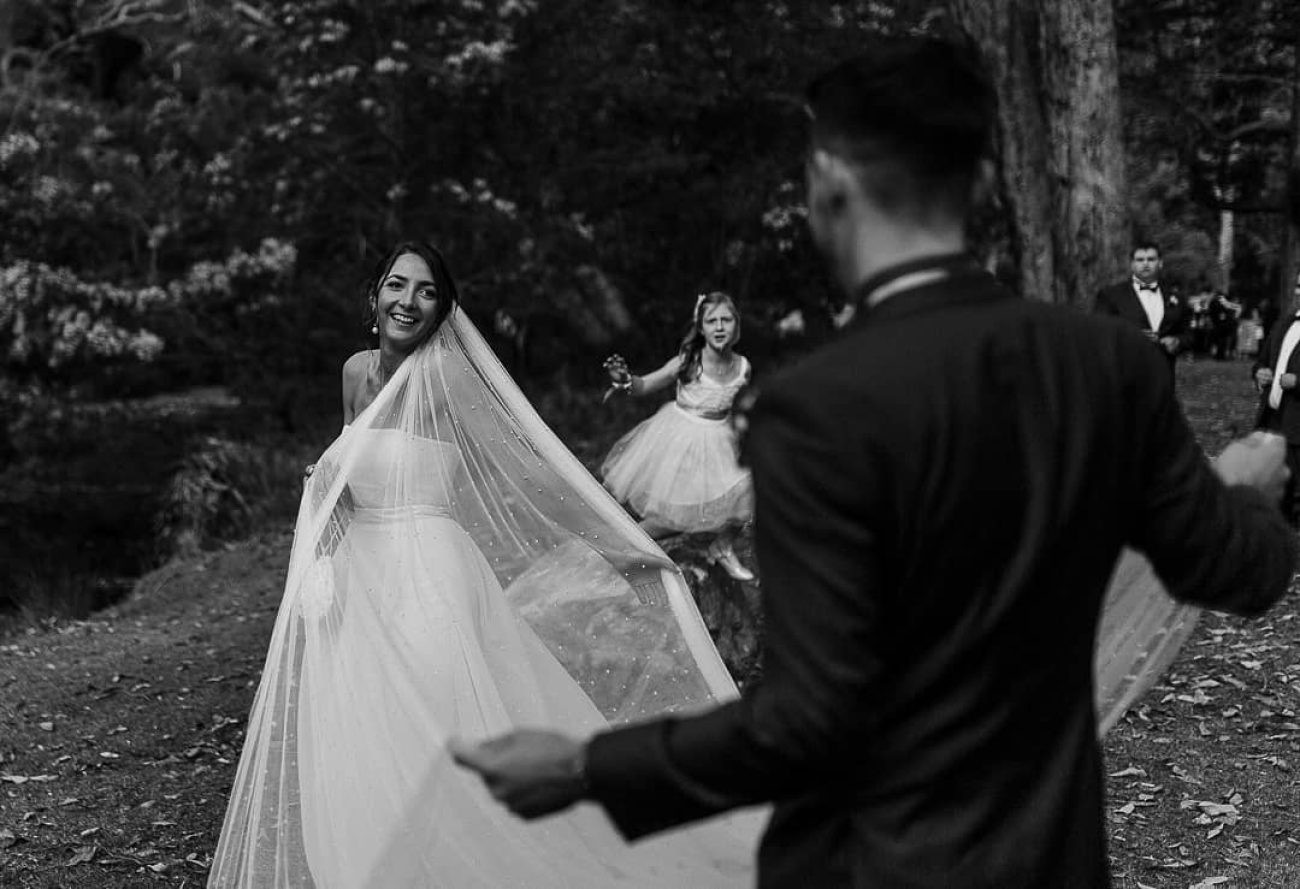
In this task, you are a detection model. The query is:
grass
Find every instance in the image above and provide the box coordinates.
[0,357,1296,887]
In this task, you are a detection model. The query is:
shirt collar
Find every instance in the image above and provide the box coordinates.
[854,252,983,308]
[848,255,1006,328]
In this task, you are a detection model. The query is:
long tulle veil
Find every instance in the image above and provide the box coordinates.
[208,307,759,887]
[1095,552,1199,735]
[208,306,1196,886]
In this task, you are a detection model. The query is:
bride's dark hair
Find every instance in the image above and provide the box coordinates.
[677,291,739,384]
[364,240,461,339]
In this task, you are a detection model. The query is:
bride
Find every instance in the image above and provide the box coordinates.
[209,240,1198,887]
[207,241,762,888]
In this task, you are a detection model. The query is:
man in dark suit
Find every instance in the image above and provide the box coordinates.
[1253,273,1300,524]
[1094,243,1191,372]
[451,36,1295,889]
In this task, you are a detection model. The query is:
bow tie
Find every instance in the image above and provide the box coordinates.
[1137,283,1159,293]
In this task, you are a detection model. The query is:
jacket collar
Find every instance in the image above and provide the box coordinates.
[848,253,1008,328]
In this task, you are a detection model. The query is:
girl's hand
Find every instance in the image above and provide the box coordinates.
[603,354,631,385]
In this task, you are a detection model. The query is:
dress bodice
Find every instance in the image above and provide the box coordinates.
[674,357,749,419]
[344,427,463,511]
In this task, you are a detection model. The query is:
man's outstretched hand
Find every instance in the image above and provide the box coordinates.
[449,730,588,819]
[1214,430,1290,504]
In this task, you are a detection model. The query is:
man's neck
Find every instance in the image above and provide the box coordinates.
[842,227,966,307]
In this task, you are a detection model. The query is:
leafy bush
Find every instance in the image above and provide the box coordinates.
[154,435,309,558]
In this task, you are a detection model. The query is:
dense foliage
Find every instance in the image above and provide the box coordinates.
[3,1,1295,420]
[1117,0,1300,301]
[0,0,912,438]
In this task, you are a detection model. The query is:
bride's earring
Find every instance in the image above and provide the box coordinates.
[370,300,379,335]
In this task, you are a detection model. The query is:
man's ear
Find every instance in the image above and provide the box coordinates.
[807,148,854,216]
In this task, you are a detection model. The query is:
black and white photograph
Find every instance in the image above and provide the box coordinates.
[2,1,1299,887]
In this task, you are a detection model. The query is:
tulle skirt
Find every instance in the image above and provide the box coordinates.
[279,511,758,888]
[602,404,753,533]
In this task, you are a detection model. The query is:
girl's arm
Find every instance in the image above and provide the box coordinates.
[606,354,683,398]
[626,355,683,396]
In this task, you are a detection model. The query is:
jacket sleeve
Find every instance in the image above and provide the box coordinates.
[1128,342,1296,615]
[1170,299,1194,350]
[586,379,887,839]
[1253,319,1282,377]
[1093,287,1118,316]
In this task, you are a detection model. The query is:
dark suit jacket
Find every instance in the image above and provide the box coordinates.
[586,269,1296,889]
[1094,280,1190,369]
[1252,313,1300,440]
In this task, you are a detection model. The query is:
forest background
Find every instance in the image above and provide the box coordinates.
[2,0,1300,624]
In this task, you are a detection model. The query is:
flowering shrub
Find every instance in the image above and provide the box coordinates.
[0,262,169,370]
[0,239,296,381]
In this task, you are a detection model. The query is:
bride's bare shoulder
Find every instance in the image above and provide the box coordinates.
[341,350,376,409]
[342,350,375,383]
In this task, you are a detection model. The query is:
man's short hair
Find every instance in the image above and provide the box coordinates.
[1131,241,1161,259]
[804,34,996,213]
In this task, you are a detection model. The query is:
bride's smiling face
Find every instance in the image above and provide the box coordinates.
[376,252,441,352]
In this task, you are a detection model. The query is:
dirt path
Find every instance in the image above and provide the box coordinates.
[1,536,290,888]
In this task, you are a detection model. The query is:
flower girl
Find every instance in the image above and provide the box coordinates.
[602,291,755,581]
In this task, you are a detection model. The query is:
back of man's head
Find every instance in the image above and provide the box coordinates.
[804,34,996,216]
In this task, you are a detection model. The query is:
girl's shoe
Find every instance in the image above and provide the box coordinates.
[707,539,756,582]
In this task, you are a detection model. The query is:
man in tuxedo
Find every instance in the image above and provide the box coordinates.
[452,35,1295,889]
[1253,273,1300,525]
[1094,243,1190,372]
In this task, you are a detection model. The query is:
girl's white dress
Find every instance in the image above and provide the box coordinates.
[602,357,753,532]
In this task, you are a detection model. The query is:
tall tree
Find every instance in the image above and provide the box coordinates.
[1116,0,1299,302]
[948,0,1128,305]
[1281,11,1300,311]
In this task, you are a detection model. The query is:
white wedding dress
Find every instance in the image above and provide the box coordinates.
[209,310,763,888]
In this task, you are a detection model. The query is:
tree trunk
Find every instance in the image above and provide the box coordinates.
[1280,17,1300,316]
[948,0,1128,306]
[1218,209,1234,294]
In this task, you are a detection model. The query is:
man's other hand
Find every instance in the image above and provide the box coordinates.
[1214,431,1290,504]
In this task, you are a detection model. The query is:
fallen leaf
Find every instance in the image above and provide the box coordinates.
[66,844,97,866]
[1111,766,1147,778]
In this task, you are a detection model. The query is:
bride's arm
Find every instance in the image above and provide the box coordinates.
[304,354,368,558]
[310,459,354,559]
[341,350,370,424]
